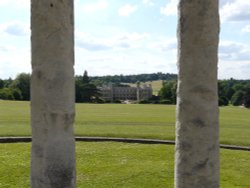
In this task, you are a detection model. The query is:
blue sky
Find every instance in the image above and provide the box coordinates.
[0,0,250,79]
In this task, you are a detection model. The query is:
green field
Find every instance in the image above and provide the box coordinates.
[127,80,163,95]
[0,100,250,146]
[1,100,250,187]
[0,142,249,188]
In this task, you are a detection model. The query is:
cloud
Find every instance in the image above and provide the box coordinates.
[76,31,149,51]
[219,0,235,8]
[142,0,154,6]
[148,37,177,52]
[0,22,29,36]
[117,32,149,42]
[0,44,15,52]
[160,0,178,16]
[0,0,10,6]
[160,0,250,22]
[113,32,149,49]
[220,0,250,22]
[87,57,113,62]
[75,31,112,51]
[77,41,112,51]
[0,0,29,9]
[82,0,108,13]
[4,22,29,36]
[219,41,250,61]
[219,60,250,79]
[118,4,138,17]
[242,25,250,33]
[0,47,30,79]
[116,42,131,49]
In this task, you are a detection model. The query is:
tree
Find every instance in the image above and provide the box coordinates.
[233,83,245,91]
[219,96,229,106]
[0,88,14,100]
[231,90,244,106]
[175,1,220,187]
[3,78,13,88]
[11,88,22,100]
[218,80,235,104]
[31,1,76,187]
[11,73,30,100]
[0,79,4,89]
[158,80,177,104]
[82,70,90,83]
[243,88,250,108]
[75,71,100,103]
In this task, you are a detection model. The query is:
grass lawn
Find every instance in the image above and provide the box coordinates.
[0,142,249,187]
[0,100,250,146]
[126,80,163,95]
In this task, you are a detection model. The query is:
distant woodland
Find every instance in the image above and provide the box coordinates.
[0,72,250,107]
[90,72,177,85]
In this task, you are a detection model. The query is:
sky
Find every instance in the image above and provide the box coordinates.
[0,0,250,79]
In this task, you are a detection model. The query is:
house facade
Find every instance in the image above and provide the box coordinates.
[99,83,152,102]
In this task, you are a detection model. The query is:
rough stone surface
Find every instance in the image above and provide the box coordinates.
[31,1,75,187]
[175,0,220,188]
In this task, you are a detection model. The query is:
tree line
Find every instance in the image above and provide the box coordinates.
[0,73,30,101]
[157,79,250,107]
[1,72,250,107]
[0,72,177,102]
[0,71,99,103]
[91,72,177,86]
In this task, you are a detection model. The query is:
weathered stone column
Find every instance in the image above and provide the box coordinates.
[31,1,75,187]
[175,1,220,188]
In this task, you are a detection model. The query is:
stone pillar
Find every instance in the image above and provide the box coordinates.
[31,1,76,187]
[175,1,220,188]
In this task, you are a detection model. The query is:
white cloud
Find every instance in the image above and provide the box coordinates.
[219,0,235,8]
[218,60,250,79]
[0,0,10,5]
[115,32,150,49]
[75,31,112,51]
[0,44,15,52]
[118,4,138,17]
[77,40,112,51]
[148,37,177,53]
[142,0,154,6]
[0,47,30,79]
[160,0,178,16]
[220,0,250,22]
[160,0,250,21]
[219,41,250,61]
[0,0,29,9]
[75,31,149,51]
[82,0,108,13]
[242,25,250,33]
[117,32,149,42]
[0,21,29,36]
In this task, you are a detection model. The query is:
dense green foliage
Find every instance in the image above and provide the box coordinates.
[11,73,30,100]
[218,79,250,107]
[158,79,250,107]
[1,101,250,146]
[0,142,249,187]
[243,88,250,108]
[0,71,101,103]
[90,72,177,85]
[0,73,30,101]
[75,71,100,102]
[1,73,250,107]
[158,80,177,104]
